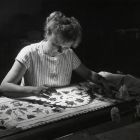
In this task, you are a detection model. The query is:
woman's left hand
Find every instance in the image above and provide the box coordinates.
[97,75,113,96]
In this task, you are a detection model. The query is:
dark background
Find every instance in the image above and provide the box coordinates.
[0,0,140,83]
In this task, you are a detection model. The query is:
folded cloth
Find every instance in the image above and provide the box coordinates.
[98,71,124,90]
[124,74,140,95]
[99,71,140,96]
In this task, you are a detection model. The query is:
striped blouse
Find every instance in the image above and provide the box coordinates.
[16,41,81,87]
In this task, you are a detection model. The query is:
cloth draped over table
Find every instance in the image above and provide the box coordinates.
[99,71,140,95]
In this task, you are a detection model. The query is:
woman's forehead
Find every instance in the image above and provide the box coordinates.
[52,33,73,44]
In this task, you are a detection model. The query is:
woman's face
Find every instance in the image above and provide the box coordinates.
[48,33,74,51]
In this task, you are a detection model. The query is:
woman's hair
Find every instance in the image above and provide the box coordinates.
[44,11,82,47]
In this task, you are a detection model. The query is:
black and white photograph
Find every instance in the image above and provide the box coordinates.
[0,0,140,140]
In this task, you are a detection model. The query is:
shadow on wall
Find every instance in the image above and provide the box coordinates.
[0,13,43,83]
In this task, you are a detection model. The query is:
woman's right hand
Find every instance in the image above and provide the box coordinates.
[30,86,47,96]
[32,85,56,96]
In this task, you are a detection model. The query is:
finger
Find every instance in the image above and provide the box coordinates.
[42,86,49,90]
[47,87,57,93]
[43,84,49,87]
[42,85,56,92]
[40,88,51,95]
[51,87,57,93]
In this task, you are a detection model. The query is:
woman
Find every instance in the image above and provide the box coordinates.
[0,11,111,98]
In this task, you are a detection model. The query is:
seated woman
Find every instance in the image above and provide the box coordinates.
[0,11,111,98]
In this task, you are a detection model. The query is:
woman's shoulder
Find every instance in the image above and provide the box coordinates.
[21,41,43,53]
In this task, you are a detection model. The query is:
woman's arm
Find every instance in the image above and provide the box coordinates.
[0,60,46,98]
[74,63,112,93]
[74,63,103,83]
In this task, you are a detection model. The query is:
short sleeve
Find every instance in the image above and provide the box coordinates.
[15,46,31,69]
[71,50,81,70]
